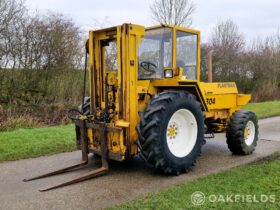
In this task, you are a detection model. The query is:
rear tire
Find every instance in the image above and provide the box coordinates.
[226,110,258,155]
[137,91,204,174]
[78,97,90,115]
[76,97,90,150]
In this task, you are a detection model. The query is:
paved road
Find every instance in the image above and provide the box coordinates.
[0,117,279,210]
[259,116,280,141]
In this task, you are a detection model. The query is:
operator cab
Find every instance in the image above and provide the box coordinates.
[138,25,199,81]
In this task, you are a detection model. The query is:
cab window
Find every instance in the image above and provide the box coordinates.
[176,30,198,80]
[138,27,172,80]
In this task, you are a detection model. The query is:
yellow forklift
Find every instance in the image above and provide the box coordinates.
[24,23,258,191]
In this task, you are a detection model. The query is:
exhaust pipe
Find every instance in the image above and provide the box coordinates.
[207,50,214,83]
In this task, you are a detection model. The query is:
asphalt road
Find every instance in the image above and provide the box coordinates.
[0,117,279,210]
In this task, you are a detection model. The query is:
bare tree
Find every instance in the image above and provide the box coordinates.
[150,0,195,27]
[0,0,25,34]
[40,12,83,70]
[0,0,26,68]
[244,33,280,101]
[210,19,244,53]
[0,2,83,70]
[208,19,245,81]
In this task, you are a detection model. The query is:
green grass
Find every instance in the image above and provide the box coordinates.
[244,101,280,119]
[110,157,280,210]
[0,124,76,162]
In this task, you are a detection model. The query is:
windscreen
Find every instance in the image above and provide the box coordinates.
[138,27,172,79]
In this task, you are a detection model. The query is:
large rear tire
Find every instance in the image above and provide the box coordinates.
[78,97,90,115]
[137,91,204,174]
[76,97,90,150]
[226,110,258,155]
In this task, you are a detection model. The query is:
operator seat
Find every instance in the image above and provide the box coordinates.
[176,60,187,76]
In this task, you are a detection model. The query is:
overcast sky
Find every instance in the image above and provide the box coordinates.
[25,0,280,42]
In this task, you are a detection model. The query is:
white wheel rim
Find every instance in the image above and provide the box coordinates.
[166,109,198,158]
[244,120,255,146]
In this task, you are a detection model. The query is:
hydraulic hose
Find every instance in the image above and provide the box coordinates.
[81,49,88,112]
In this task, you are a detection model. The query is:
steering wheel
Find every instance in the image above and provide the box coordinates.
[140,61,157,76]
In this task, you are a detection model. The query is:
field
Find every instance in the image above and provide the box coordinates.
[244,101,280,119]
[0,124,75,162]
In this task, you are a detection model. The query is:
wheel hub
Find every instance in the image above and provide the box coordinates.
[244,127,249,139]
[167,123,178,139]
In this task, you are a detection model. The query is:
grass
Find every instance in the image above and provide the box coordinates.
[0,124,76,162]
[244,100,280,119]
[110,156,280,210]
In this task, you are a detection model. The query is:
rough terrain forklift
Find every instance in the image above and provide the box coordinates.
[24,23,258,191]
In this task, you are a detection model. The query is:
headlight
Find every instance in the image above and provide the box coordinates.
[164,70,173,78]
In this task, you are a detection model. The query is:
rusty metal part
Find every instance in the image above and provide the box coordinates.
[22,161,88,182]
[39,166,108,192]
[23,120,109,192]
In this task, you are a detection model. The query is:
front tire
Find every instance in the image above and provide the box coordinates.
[226,110,258,155]
[137,91,204,174]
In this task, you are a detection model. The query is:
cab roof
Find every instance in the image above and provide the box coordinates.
[146,24,200,35]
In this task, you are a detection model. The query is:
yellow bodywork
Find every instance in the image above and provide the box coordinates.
[86,23,251,161]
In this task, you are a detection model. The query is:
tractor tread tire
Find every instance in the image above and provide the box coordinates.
[226,110,258,155]
[138,91,204,175]
[76,97,90,150]
[78,97,90,115]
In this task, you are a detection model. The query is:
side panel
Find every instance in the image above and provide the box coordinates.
[151,80,251,114]
[198,82,238,110]
[198,82,251,111]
